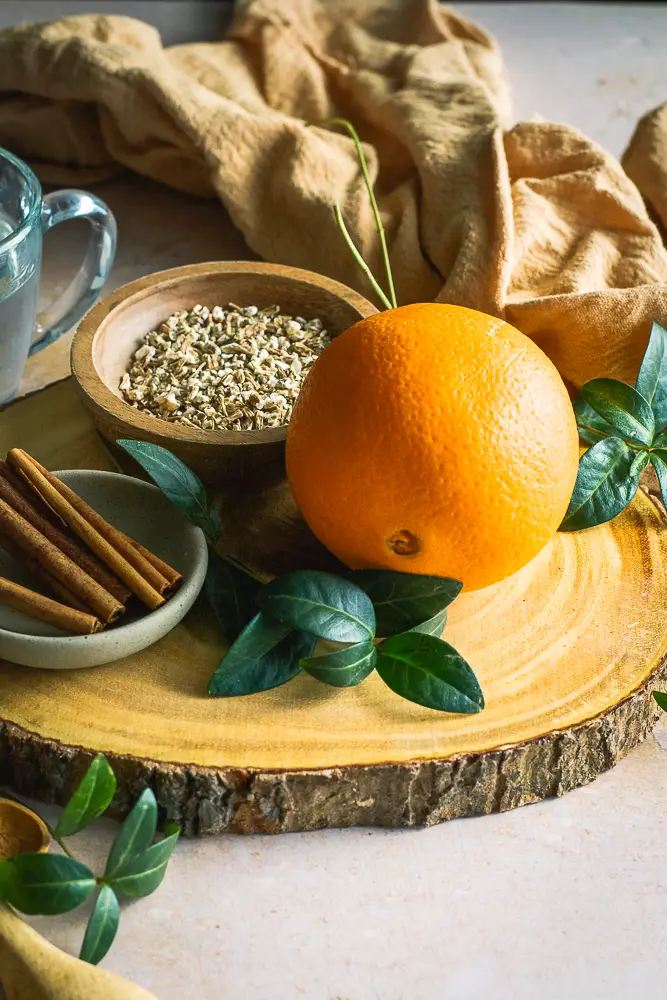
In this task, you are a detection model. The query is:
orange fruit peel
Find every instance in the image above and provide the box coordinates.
[286,303,579,592]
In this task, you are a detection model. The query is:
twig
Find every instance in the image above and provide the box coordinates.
[327,118,397,309]
[220,551,267,584]
[44,820,76,859]
[333,204,393,311]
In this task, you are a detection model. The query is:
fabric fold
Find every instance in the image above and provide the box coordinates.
[0,0,665,387]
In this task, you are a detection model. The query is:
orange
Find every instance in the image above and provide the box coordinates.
[286,303,579,592]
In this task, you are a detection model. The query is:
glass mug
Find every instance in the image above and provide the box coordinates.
[0,147,116,405]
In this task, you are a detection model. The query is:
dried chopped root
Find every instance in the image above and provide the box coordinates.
[120,304,330,432]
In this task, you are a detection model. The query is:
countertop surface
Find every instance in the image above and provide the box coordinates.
[1,3,667,999]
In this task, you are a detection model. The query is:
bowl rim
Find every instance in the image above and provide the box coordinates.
[0,469,208,647]
[71,260,377,448]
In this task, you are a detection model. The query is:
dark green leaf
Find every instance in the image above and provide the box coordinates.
[636,321,667,426]
[0,854,95,915]
[106,831,179,899]
[164,822,180,838]
[116,439,221,542]
[629,450,650,478]
[208,614,315,696]
[376,633,483,714]
[205,550,260,642]
[105,788,157,879]
[347,570,461,636]
[409,608,448,637]
[55,754,116,838]
[79,885,119,965]
[258,571,375,642]
[653,429,667,449]
[560,438,640,531]
[651,450,667,505]
[653,691,667,711]
[573,397,623,444]
[580,379,654,445]
[208,612,288,695]
[301,640,376,688]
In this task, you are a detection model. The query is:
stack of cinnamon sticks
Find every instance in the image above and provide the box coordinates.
[0,449,182,635]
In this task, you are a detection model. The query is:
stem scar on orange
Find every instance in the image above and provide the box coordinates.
[286,303,579,592]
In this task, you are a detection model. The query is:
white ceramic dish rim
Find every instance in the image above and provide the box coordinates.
[0,469,209,650]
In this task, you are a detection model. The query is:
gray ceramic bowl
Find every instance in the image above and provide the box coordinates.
[0,470,208,669]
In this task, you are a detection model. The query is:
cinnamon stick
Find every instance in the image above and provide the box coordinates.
[126,540,182,590]
[0,499,124,623]
[0,528,92,614]
[0,576,102,635]
[9,451,165,610]
[12,451,180,593]
[0,461,55,522]
[0,471,131,604]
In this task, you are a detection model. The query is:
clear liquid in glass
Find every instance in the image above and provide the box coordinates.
[0,209,40,405]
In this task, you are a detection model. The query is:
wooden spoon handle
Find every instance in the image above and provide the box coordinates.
[0,902,158,1000]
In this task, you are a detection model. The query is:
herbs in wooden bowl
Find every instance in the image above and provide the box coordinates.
[120,303,330,433]
[70,261,377,487]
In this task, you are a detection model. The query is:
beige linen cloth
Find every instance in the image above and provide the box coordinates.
[1,0,667,389]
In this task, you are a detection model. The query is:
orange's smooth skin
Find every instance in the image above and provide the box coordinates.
[286,303,580,592]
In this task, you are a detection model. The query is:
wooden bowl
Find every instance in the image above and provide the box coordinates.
[0,798,49,857]
[71,262,377,486]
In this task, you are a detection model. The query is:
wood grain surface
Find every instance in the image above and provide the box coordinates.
[0,380,666,835]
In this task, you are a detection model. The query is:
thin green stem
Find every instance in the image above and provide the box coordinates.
[333,204,393,311]
[576,422,649,452]
[44,820,76,859]
[576,422,609,442]
[220,551,267,584]
[327,118,397,309]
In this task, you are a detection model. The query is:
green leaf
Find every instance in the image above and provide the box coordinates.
[204,550,260,642]
[0,854,95,915]
[573,397,623,445]
[651,450,667,505]
[560,438,640,531]
[208,612,288,695]
[208,614,315,696]
[653,691,667,711]
[636,321,667,427]
[116,439,221,542]
[376,633,483,714]
[653,429,667,449]
[55,754,116,838]
[105,788,157,879]
[301,640,376,688]
[629,450,650,478]
[79,885,119,965]
[580,379,654,445]
[347,570,461,637]
[106,831,179,899]
[257,571,375,642]
[408,608,448,637]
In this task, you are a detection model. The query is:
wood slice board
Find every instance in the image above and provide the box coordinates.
[0,380,666,835]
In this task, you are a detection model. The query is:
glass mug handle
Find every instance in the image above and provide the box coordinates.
[29,189,117,356]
